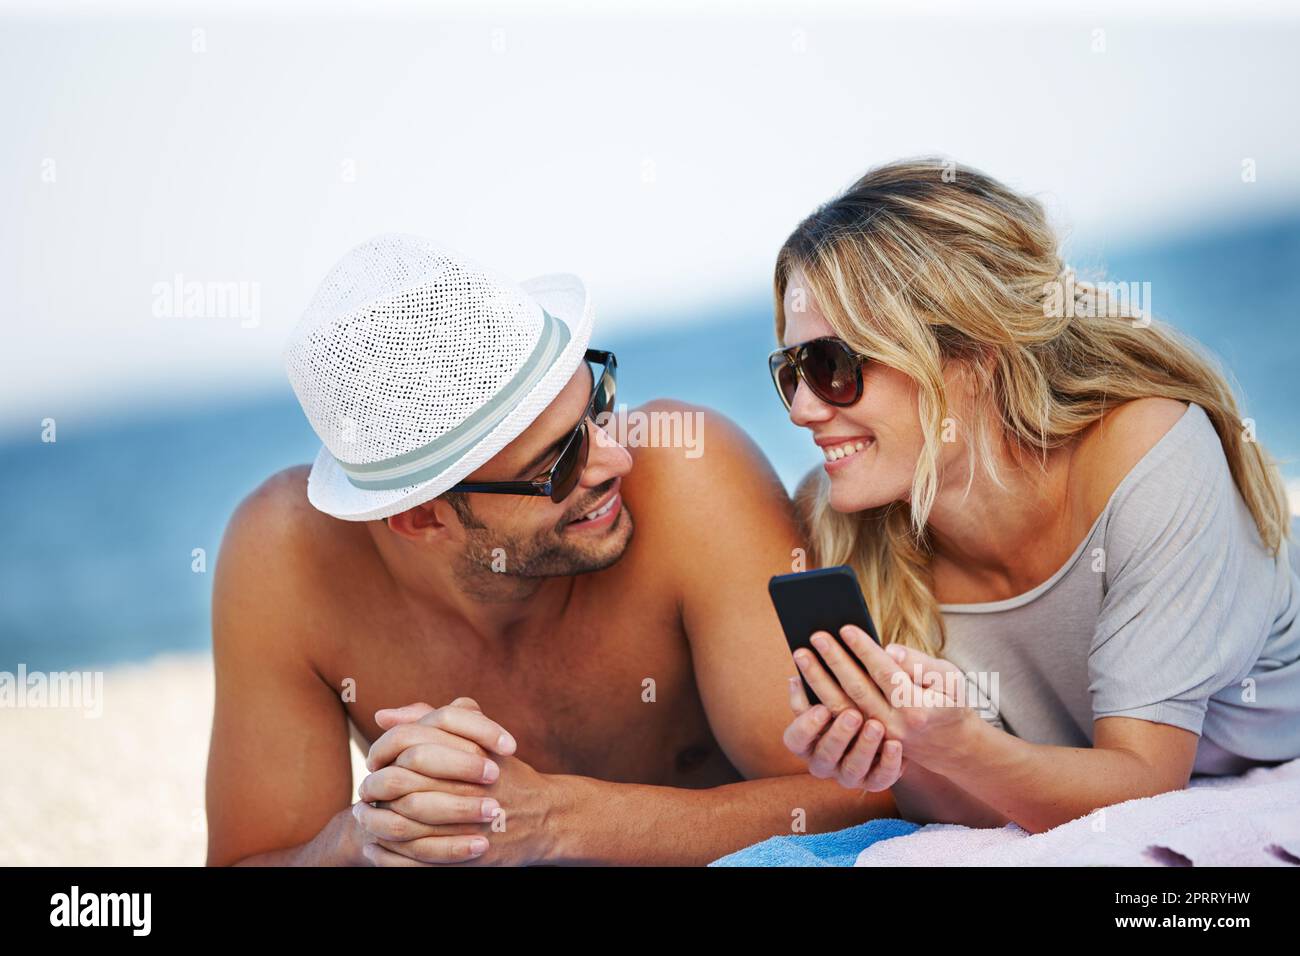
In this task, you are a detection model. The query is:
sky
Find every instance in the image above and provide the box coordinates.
[2,0,1298,433]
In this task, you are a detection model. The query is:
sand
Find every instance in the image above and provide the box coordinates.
[0,653,368,866]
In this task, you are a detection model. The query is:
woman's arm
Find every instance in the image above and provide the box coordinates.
[889,758,1011,828]
[934,711,1198,834]
[798,629,1199,834]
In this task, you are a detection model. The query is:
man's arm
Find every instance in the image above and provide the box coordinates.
[363,707,896,866]
[205,470,365,866]
[623,402,893,833]
[541,771,891,865]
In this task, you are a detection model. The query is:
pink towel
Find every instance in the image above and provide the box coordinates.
[854,757,1300,867]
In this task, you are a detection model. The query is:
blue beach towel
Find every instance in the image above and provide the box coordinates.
[709,818,921,867]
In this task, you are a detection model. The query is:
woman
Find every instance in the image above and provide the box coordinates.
[770,158,1300,833]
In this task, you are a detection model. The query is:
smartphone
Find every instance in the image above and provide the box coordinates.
[768,565,881,707]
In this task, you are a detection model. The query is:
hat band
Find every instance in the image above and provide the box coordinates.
[337,307,572,491]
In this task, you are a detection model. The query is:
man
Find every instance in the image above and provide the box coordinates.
[205,234,893,866]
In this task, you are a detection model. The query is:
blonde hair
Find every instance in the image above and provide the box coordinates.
[775,157,1292,656]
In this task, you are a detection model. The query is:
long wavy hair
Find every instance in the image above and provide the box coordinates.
[774,157,1292,656]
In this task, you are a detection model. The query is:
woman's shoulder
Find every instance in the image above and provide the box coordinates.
[1066,398,1242,560]
[1069,396,1202,523]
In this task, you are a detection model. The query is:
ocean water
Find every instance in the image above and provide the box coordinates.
[2,214,1298,671]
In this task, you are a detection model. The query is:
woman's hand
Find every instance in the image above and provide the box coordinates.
[794,626,983,773]
[781,667,905,793]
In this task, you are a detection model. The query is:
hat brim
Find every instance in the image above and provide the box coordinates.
[304,272,593,521]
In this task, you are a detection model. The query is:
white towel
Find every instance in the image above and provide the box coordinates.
[854,757,1300,867]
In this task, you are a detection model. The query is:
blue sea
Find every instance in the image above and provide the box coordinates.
[3,214,1298,671]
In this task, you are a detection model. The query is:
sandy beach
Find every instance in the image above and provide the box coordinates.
[0,653,367,866]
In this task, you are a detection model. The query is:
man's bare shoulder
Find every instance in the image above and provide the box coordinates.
[623,396,777,467]
[214,465,371,639]
[225,464,370,558]
[622,398,790,499]
[791,465,825,541]
[619,399,801,564]
[228,463,309,531]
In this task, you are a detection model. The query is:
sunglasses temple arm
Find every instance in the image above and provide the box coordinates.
[448,480,550,495]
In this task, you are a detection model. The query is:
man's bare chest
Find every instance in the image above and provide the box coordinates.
[320,592,739,788]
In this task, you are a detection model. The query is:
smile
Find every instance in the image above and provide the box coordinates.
[582,495,618,521]
[564,485,623,531]
[822,439,872,464]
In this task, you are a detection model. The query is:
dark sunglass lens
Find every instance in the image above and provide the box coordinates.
[550,422,589,503]
[802,339,860,405]
[595,368,615,418]
[769,354,798,409]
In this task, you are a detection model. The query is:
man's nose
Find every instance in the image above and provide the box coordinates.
[580,419,632,487]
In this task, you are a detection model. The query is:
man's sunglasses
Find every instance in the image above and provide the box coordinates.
[767,336,866,411]
[449,349,617,503]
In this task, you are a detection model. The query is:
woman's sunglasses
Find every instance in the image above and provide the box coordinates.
[767,337,866,411]
[449,349,617,503]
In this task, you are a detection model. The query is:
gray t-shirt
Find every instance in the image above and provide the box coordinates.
[938,401,1300,777]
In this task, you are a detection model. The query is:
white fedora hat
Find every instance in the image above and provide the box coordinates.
[284,233,593,521]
